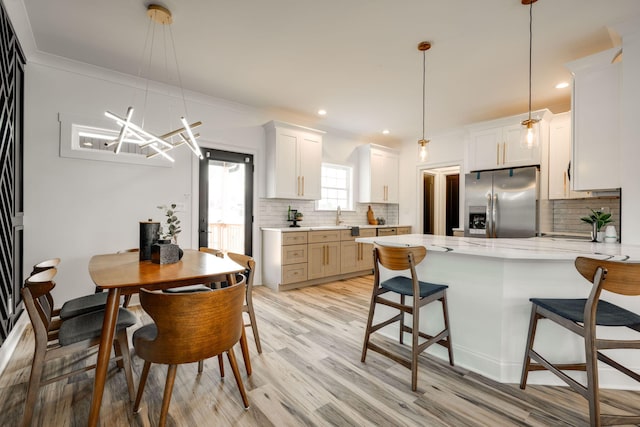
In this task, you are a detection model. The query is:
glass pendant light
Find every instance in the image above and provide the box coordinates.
[418,41,431,161]
[521,0,539,149]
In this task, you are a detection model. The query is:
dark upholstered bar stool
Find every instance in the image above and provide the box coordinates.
[361,243,454,391]
[520,256,640,427]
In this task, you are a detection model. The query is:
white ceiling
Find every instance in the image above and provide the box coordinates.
[14,0,640,143]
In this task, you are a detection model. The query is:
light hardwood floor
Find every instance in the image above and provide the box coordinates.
[2,275,639,426]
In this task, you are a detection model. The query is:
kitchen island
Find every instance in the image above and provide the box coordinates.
[355,234,640,388]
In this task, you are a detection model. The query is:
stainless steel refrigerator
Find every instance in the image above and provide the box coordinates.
[464,166,538,238]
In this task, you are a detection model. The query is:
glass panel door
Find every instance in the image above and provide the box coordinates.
[199,148,253,255]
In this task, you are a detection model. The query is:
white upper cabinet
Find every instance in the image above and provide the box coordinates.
[548,112,591,199]
[264,121,324,200]
[466,110,551,172]
[358,144,399,204]
[566,48,621,192]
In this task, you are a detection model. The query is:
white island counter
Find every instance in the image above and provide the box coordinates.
[355,234,640,389]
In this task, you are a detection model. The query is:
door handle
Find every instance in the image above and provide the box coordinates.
[496,144,500,165]
[502,143,506,164]
[486,194,491,238]
[492,193,498,238]
[302,176,305,196]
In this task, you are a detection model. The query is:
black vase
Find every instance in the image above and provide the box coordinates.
[139,221,160,261]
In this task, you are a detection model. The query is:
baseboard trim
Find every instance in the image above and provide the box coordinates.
[0,311,28,379]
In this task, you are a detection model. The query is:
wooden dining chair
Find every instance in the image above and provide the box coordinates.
[361,243,454,391]
[21,268,136,427]
[133,280,249,427]
[227,252,262,354]
[198,247,253,375]
[520,257,640,426]
[31,258,109,320]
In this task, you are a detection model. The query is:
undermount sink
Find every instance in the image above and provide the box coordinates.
[308,225,352,230]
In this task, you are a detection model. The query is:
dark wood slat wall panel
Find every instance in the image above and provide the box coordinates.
[0,0,25,345]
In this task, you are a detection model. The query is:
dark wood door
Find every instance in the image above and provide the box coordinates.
[445,174,460,236]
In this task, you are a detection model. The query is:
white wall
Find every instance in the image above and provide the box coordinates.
[23,57,274,303]
[397,129,466,231]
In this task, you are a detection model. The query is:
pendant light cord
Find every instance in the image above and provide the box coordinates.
[422,49,426,140]
[527,1,533,121]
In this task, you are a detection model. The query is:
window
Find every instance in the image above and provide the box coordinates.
[59,113,171,167]
[316,163,353,210]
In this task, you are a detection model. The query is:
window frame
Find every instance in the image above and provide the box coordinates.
[59,113,172,167]
[315,163,353,211]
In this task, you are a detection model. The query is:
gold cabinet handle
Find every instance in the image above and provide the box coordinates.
[297,176,301,196]
[563,171,567,196]
[502,143,506,164]
[496,144,500,165]
[302,176,305,196]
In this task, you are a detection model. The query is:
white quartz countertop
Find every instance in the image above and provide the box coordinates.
[355,234,640,261]
[261,225,410,232]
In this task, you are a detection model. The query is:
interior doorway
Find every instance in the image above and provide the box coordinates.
[421,166,460,236]
[198,148,253,255]
[423,173,435,234]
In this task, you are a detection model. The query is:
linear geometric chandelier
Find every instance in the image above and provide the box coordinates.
[105,4,202,162]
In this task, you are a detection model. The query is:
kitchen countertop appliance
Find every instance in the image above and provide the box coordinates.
[464,166,538,238]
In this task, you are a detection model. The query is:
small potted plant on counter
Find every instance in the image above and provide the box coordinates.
[580,208,613,242]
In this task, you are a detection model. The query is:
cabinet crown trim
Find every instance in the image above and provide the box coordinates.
[263,120,326,134]
[565,47,622,73]
[358,143,399,154]
[465,108,552,131]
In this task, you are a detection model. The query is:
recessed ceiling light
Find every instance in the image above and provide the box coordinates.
[555,82,570,89]
[318,109,327,116]
[382,129,390,135]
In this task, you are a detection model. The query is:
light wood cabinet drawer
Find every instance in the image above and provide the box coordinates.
[283,232,308,245]
[396,226,411,235]
[282,244,307,265]
[340,228,377,241]
[377,228,397,236]
[282,263,308,284]
[308,230,341,243]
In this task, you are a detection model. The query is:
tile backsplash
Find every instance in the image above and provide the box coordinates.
[257,199,399,229]
[552,197,620,235]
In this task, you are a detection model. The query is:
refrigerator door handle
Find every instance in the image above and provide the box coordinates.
[486,194,492,238]
[492,193,498,238]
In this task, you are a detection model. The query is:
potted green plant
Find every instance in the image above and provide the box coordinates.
[157,203,182,244]
[580,209,613,242]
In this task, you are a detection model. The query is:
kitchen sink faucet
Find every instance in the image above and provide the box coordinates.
[336,206,344,226]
